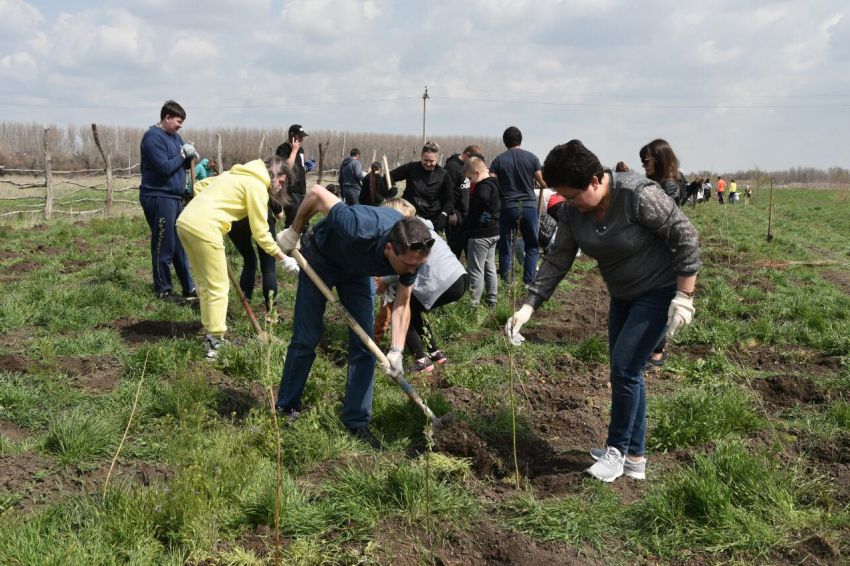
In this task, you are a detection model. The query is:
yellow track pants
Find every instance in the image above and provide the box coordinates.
[176,226,229,337]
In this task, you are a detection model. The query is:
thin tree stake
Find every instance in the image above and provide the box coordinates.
[263,300,284,566]
[103,352,149,498]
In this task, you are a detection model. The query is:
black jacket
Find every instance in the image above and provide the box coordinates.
[463,177,500,239]
[275,142,306,196]
[359,173,391,206]
[390,161,454,221]
[443,154,470,221]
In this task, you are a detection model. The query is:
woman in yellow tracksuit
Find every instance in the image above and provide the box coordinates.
[176,156,291,359]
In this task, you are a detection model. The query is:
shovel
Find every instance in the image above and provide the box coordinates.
[290,248,441,434]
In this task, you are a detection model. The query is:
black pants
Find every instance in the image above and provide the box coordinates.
[283,192,304,228]
[228,211,277,310]
[406,274,468,359]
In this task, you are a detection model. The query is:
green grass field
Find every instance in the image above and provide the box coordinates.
[0,188,848,565]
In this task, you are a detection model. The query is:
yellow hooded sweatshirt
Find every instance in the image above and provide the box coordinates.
[177,160,282,257]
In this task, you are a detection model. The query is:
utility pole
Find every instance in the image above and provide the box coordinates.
[422,86,429,147]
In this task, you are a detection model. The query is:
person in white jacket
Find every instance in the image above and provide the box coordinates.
[380,198,468,372]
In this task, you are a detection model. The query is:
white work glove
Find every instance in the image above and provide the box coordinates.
[385,348,404,379]
[666,291,695,339]
[181,143,200,161]
[276,227,301,254]
[279,254,300,275]
[380,284,397,307]
[505,303,534,346]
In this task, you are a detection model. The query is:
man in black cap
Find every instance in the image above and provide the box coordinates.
[275,124,309,227]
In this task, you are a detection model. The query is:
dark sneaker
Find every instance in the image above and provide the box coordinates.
[429,350,447,365]
[349,426,384,451]
[409,357,434,373]
[204,334,227,361]
[157,291,184,304]
[644,351,667,370]
[183,288,199,301]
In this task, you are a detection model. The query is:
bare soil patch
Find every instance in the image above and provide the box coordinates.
[523,278,609,345]
[751,374,827,409]
[820,269,850,295]
[0,354,122,393]
[107,317,203,343]
[0,419,28,441]
[0,452,173,515]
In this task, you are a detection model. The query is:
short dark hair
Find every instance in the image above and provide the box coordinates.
[503,126,522,148]
[325,183,340,197]
[387,217,433,256]
[542,140,604,190]
[462,144,482,156]
[160,100,186,120]
[350,148,360,157]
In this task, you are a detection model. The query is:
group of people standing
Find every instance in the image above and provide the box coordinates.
[138,100,701,481]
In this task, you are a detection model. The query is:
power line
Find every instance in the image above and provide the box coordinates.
[0,96,420,110]
[430,95,850,109]
[429,85,850,100]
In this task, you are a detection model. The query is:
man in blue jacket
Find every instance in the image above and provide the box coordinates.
[338,148,368,205]
[139,100,198,303]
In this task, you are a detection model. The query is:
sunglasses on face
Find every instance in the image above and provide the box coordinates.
[641,158,652,166]
[407,238,436,251]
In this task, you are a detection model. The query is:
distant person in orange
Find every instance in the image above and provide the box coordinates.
[716,176,726,204]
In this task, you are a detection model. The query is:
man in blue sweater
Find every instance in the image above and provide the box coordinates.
[139,100,198,303]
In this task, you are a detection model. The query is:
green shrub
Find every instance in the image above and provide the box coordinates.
[43,408,117,464]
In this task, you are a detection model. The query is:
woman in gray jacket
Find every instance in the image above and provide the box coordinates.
[381,199,467,372]
[506,140,700,483]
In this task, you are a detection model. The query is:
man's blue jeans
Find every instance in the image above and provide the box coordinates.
[275,251,376,429]
[140,195,194,295]
[606,286,676,456]
[498,205,539,285]
[343,186,361,206]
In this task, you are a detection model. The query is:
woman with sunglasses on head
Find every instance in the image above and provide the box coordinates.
[390,141,455,232]
[506,140,700,483]
[380,198,468,372]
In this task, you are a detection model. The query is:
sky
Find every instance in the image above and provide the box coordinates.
[1,0,848,172]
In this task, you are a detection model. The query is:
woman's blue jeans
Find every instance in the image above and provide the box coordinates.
[606,286,676,456]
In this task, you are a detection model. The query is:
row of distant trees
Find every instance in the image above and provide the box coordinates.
[0,122,505,173]
[1,122,848,185]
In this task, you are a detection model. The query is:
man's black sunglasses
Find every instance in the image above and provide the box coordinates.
[407,238,435,251]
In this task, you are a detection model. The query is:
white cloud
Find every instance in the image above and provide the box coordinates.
[0,50,37,81]
[0,0,43,33]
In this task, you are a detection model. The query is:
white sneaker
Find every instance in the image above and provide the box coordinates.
[590,447,646,480]
[586,446,625,482]
[204,334,227,361]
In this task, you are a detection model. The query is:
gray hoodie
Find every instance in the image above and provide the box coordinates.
[338,156,366,193]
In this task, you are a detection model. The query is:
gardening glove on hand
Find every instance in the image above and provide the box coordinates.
[665,291,695,339]
[380,284,397,307]
[276,227,301,254]
[385,348,404,379]
[505,303,534,346]
[279,254,300,275]
[479,212,492,226]
[305,158,315,172]
[181,143,200,161]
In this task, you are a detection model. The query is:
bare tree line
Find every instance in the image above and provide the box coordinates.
[0,122,505,173]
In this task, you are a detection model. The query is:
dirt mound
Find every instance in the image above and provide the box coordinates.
[0,353,30,373]
[435,419,500,477]
[683,343,842,377]
[196,364,273,419]
[752,375,827,409]
[108,317,203,343]
[0,260,39,278]
[60,259,96,273]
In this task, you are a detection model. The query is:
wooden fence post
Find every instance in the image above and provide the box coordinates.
[767,179,775,242]
[43,127,53,220]
[258,130,266,159]
[91,124,115,213]
[217,134,223,174]
[317,141,329,185]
